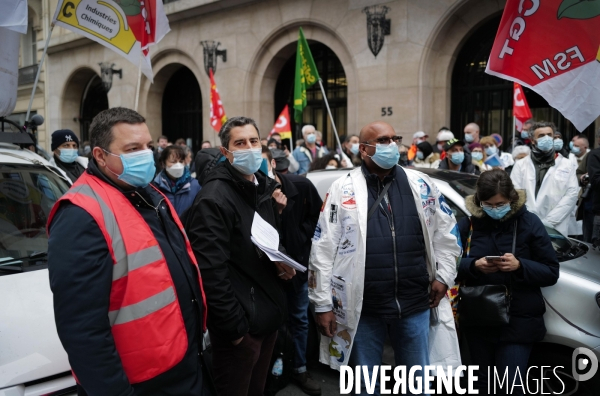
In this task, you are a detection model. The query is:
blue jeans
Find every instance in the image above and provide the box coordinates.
[348,309,430,396]
[466,334,533,396]
[286,281,309,373]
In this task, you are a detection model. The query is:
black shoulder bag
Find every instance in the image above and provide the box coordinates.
[458,220,517,327]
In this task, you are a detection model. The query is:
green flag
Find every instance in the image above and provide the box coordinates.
[294,27,320,123]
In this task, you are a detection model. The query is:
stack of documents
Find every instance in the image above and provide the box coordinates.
[251,212,307,272]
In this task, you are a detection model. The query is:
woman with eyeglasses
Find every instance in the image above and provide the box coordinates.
[455,169,559,395]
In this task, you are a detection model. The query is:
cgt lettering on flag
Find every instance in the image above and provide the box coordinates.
[486,0,600,131]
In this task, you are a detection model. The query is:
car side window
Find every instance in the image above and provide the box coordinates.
[444,197,467,223]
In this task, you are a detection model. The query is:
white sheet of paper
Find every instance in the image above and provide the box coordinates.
[250,212,307,272]
[251,212,279,250]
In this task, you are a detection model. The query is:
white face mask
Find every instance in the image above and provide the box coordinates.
[268,169,275,179]
[325,165,337,170]
[166,162,185,178]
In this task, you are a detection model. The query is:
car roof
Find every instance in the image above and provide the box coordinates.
[0,143,56,167]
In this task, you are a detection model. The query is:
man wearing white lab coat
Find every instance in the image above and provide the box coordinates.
[308,122,462,395]
[511,122,579,236]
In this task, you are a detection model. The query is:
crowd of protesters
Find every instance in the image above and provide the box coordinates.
[45,107,599,396]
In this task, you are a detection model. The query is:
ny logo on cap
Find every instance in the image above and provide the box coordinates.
[66,135,73,142]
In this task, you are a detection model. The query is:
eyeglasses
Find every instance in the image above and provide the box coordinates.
[480,202,510,210]
[361,136,402,145]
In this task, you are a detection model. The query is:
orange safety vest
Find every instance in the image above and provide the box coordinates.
[48,172,207,384]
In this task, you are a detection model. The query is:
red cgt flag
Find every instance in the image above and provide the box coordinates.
[513,82,533,132]
[486,0,600,131]
[269,105,292,140]
[209,68,227,133]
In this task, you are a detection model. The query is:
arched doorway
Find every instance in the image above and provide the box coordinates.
[274,42,347,148]
[80,75,108,142]
[450,15,595,145]
[161,66,202,150]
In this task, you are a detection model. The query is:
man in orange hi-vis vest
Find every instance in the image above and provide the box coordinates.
[47,107,208,396]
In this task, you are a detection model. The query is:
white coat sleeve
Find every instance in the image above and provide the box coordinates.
[510,159,525,189]
[430,178,462,287]
[308,183,344,311]
[287,153,299,174]
[544,165,579,226]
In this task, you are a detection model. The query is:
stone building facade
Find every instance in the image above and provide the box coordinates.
[15,0,599,151]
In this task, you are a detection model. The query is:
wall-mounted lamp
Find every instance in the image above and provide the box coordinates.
[200,40,227,76]
[99,62,122,93]
[363,5,391,57]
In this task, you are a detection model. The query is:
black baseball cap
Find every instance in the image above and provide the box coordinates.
[443,138,465,152]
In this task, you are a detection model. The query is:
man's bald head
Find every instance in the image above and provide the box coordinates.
[359,121,395,143]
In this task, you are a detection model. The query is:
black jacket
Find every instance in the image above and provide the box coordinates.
[48,161,204,396]
[456,191,560,343]
[276,172,322,289]
[587,147,600,215]
[185,161,287,341]
[53,154,86,183]
[438,153,480,175]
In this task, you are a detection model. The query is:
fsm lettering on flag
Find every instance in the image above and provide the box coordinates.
[52,0,170,81]
[486,0,600,131]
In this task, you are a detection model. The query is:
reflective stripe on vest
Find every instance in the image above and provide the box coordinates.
[48,172,199,383]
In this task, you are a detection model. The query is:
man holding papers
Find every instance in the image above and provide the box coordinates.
[185,116,294,396]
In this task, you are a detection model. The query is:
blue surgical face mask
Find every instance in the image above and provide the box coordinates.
[226,147,263,175]
[367,142,400,169]
[485,146,497,156]
[104,149,156,187]
[521,131,529,139]
[350,143,359,155]
[464,134,474,143]
[306,134,317,144]
[482,204,511,220]
[416,151,424,160]
[59,148,78,163]
[450,152,464,165]
[536,135,554,152]
[571,146,581,155]
[472,152,483,161]
[569,141,574,150]
[553,139,564,151]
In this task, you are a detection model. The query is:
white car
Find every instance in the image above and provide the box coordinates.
[306,167,600,394]
[0,142,76,396]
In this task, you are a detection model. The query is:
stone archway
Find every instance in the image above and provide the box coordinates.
[244,21,357,139]
[138,49,205,143]
[417,0,506,136]
[59,67,107,139]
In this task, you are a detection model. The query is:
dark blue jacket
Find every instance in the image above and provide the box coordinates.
[362,165,429,318]
[48,161,204,396]
[152,171,201,218]
[456,191,560,343]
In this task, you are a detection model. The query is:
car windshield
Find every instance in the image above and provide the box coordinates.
[0,164,69,275]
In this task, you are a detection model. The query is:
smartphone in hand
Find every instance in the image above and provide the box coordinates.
[485,256,503,262]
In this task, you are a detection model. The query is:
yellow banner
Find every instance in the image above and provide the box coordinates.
[54,0,136,54]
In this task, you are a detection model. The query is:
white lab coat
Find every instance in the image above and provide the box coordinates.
[510,154,578,236]
[308,166,462,371]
